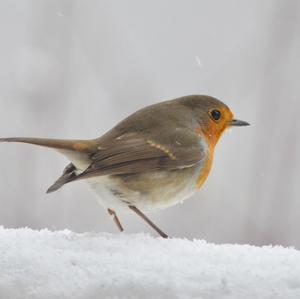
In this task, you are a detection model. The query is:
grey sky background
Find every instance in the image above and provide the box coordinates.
[0,0,299,247]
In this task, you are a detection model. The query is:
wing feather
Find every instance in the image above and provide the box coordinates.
[72,129,205,181]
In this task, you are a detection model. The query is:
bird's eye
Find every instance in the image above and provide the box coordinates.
[210,109,221,121]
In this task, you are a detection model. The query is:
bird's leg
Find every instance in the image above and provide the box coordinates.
[129,205,168,239]
[107,208,124,232]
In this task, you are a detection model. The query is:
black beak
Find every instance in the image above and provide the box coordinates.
[229,119,250,127]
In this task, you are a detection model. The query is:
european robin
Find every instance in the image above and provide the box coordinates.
[0,95,249,238]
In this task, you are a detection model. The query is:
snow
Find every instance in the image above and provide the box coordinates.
[0,227,300,299]
[195,56,203,68]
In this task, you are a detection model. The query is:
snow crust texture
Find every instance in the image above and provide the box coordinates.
[0,227,300,299]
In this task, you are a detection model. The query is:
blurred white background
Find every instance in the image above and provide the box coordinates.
[0,0,299,247]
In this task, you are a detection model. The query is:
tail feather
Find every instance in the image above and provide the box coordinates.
[46,163,77,193]
[0,137,95,153]
[0,137,92,193]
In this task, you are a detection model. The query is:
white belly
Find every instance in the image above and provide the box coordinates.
[87,177,130,212]
[86,166,200,213]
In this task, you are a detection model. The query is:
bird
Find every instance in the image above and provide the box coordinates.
[0,95,249,238]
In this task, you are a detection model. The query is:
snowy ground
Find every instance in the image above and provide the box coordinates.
[0,227,300,299]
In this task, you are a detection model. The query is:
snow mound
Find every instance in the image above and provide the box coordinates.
[0,227,300,299]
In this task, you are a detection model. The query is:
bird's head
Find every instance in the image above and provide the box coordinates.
[181,95,249,146]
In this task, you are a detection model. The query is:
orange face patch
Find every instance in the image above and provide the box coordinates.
[196,106,233,148]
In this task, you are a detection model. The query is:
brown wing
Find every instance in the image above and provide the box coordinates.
[71,129,205,182]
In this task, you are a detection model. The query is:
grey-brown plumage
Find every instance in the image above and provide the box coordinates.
[0,95,249,237]
[1,95,214,188]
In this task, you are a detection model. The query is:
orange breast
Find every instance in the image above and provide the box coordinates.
[194,127,214,189]
[196,151,213,189]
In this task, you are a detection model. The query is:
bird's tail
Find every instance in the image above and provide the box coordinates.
[0,137,96,153]
[0,136,98,193]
